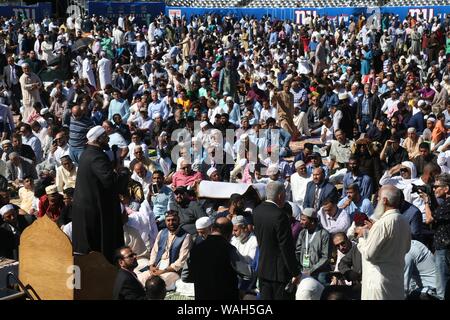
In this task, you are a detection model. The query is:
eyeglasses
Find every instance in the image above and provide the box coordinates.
[335,242,346,248]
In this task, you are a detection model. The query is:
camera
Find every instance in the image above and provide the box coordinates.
[411,184,430,195]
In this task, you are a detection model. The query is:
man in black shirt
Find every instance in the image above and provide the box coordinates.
[423,173,450,300]
[380,133,409,169]
[413,142,437,177]
[112,246,146,300]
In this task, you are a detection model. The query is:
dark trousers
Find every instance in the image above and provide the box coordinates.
[259,278,294,300]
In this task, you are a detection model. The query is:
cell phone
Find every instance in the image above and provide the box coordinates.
[151,183,159,194]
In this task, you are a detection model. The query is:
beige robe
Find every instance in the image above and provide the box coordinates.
[275,91,300,137]
[19,72,42,122]
[358,209,411,300]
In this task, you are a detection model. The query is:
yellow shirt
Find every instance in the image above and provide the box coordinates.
[19,187,35,213]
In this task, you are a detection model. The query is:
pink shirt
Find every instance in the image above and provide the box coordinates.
[171,171,203,189]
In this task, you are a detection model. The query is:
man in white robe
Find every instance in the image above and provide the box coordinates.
[290,160,312,209]
[82,55,96,88]
[356,185,411,300]
[97,51,112,90]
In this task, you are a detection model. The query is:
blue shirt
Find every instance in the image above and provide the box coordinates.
[342,172,374,200]
[151,185,175,222]
[148,99,169,121]
[338,197,374,220]
[108,98,130,122]
[321,93,339,110]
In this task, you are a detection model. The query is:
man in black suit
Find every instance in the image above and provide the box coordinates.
[112,246,147,300]
[2,56,22,112]
[303,167,339,210]
[188,217,252,300]
[355,83,381,133]
[113,66,134,101]
[253,181,300,300]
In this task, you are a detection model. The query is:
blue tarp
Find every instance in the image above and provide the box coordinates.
[0,2,52,21]
[87,1,166,24]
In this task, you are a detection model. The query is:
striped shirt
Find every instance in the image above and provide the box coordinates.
[69,115,94,148]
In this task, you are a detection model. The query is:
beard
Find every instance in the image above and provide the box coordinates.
[372,202,386,220]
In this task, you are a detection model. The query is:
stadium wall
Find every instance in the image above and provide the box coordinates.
[0,2,52,20]
[166,6,450,24]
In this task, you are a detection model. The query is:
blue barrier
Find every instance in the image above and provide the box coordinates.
[0,2,52,21]
[87,1,166,24]
[166,6,450,24]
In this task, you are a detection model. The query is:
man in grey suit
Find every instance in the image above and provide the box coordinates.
[6,152,38,188]
[314,37,327,76]
[2,56,22,112]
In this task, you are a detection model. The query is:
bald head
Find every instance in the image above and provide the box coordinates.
[212,217,233,240]
[379,185,403,210]
[71,105,82,118]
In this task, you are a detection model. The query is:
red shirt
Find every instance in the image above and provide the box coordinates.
[171,171,203,189]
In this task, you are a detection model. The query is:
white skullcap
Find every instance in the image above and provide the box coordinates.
[338,92,349,100]
[295,160,305,169]
[86,125,105,142]
[232,215,246,226]
[160,131,168,137]
[40,108,50,116]
[45,185,58,195]
[296,276,325,300]
[226,96,234,102]
[200,78,207,82]
[207,167,217,177]
[200,121,208,129]
[195,217,212,230]
[418,100,426,107]
[302,208,317,219]
[0,204,14,217]
[267,164,279,176]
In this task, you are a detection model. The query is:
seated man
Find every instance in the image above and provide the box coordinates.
[318,198,351,234]
[296,208,331,283]
[171,158,203,189]
[171,186,207,235]
[336,233,362,287]
[303,167,339,211]
[230,215,258,266]
[262,117,292,158]
[338,183,374,220]
[142,211,192,290]
[404,240,437,297]
[55,155,77,192]
[6,152,38,189]
[341,156,373,200]
[131,162,152,196]
[0,204,32,259]
[112,246,146,300]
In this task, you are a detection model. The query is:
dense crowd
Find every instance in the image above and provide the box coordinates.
[0,10,450,300]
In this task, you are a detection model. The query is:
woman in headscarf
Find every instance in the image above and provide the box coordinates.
[379,160,417,191]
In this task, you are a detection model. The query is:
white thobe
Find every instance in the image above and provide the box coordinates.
[358,209,411,300]
[97,57,112,90]
[82,58,96,88]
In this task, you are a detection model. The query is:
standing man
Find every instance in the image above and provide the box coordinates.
[314,37,326,76]
[274,82,300,140]
[356,185,411,300]
[72,125,124,263]
[97,51,112,90]
[19,63,42,123]
[3,56,22,113]
[253,181,300,300]
[188,217,252,300]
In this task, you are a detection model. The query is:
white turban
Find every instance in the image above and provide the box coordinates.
[267,164,279,176]
[207,167,217,177]
[195,217,212,230]
[0,204,14,217]
[86,125,105,142]
[200,121,208,129]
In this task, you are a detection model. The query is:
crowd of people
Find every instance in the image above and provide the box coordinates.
[0,9,450,300]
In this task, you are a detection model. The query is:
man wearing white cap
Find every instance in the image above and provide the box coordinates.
[206,167,220,182]
[231,215,258,267]
[291,161,312,208]
[72,125,124,263]
[195,216,212,244]
[0,204,23,259]
[225,96,241,127]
